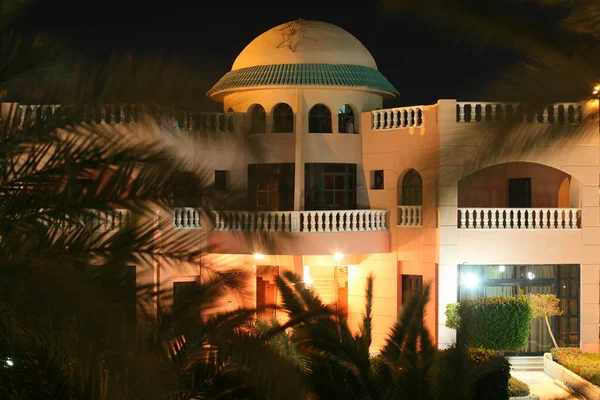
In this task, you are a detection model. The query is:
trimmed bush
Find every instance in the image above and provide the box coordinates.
[552,347,600,386]
[439,347,511,400]
[458,296,532,351]
[445,302,460,330]
[509,377,530,397]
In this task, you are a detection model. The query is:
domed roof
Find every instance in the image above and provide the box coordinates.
[232,20,378,70]
[207,20,398,100]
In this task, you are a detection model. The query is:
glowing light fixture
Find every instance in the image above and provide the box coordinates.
[527,272,535,280]
[594,85,600,95]
[498,265,506,272]
[5,358,13,367]
[303,265,312,287]
[463,273,479,288]
[253,253,265,260]
[333,252,344,262]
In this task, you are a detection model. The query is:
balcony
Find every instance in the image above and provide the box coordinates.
[173,207,202,229]
[46,209,131,231]
[209,209,390,255]
[397,206,423,227]
[213,209,387,232]
[458,208,581,230]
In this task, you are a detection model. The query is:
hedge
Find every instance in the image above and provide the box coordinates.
[552,347,600,386]
[508,377,530,397]
[439,347,511,400]
[458,296,532,351]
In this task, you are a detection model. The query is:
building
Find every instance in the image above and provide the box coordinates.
[8,19,600,354]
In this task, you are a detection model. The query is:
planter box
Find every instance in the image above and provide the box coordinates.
[544,352,600,399]
[509,396,539,400]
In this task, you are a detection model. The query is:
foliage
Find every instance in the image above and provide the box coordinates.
[445,302,460,330]
[439,347,510,400]
[552,347,600,386]
[458,296,532,351]
[509,376,530,397]
[530,293,562,319]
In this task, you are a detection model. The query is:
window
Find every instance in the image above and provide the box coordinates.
[402,169,422,206]
[173,280,200,335]
[509,178,532,208]
[168,171,201,207]
[305,163,357,210]
[402,275,423,305]
[371,170,384,190]
[308,104,332,133]
[249,104,266,133]
[338,104,357,133]
[248,164,295,211]
[214,170,228,191]
[272,103,294,133]
[227,107,234,112]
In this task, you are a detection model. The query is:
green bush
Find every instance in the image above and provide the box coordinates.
[439,347,510,400]
[508,377,530,397]
[552,347,600,386]
[458,296,532,351]
[445,302,460,330]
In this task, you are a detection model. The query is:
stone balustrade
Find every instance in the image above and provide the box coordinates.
[45,209,131,231]
[456,102,583,124]
[371,106,424,130]
[17,104,138,126]
[213,209,388,232]
[173,207,201,229]
[458,208,581,229]
[174,112,235,133]
[397,206,422,227]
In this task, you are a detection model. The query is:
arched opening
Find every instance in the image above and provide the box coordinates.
[338,104,357,134]
[227,107,234,113]
[249,104,266,134]
[168,171,202,207]
[308,104,332,133]
[272,103,293,133]
[401,169,423,206]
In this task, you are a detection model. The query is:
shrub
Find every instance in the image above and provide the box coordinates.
[509,377,530,397]
[439,347,510,400]
[458,296,532,351]
[552,347,600,386]
[445,302,460,330]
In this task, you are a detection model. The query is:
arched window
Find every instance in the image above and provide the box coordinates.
[338,104,357,134]
[308,104,332,133]
[272,103,293,133]
[249,104,266,134]
[401,169,422,206]
[227,107,234,113]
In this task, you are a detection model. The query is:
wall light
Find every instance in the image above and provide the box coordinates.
[333,252,344,262]
[253,253,265,260]
[498,265,506,272]
[463,273,479,289]
[527,272,535,280]
[303,265,312,287]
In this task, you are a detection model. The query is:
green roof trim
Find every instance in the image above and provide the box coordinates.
[207,64,399,97]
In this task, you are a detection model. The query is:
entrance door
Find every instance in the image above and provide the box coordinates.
[508,178,532,208]
[521,284,553,354]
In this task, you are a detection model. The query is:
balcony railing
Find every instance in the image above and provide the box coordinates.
[213,210,388,232]
[397,206,422,227]
[457,208,581,229]
[456,102,583,124]
[371,106,424,130]
[17,104,138,126]
[45,209,131,231]
[173,207,201,229]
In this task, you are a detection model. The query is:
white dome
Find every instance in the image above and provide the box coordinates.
[232,20,378,71]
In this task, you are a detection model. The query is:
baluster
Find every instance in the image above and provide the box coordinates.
[552,104,557,124]
[566,209,572,229]
[542,107,549,123]
[459,209,466,228]
[356,211,363,231]
[549,209,556,229]
[539,210,546,229]
[489,104,496,122]
[473,209,480,229]
[458,104,465,122]
[322,211,330,232]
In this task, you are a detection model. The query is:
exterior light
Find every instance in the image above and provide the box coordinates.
[498,265,506,272]
[527,272,535,280]
[5,358,13,367]
[463,273,479,288]
[253,253,265,260]
[333,252,344,262]
[303,265,312,287]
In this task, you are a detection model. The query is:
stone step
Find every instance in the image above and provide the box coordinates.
[508,356,544,371]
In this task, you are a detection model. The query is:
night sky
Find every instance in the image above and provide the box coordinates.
[17,0,520,111]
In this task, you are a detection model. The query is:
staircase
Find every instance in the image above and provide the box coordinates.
[508,356,544,372]
[310,278,338,305]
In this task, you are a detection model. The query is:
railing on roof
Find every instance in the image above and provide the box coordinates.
[371,106,424,131]
[16,104,138,126]
[456,102,583,124]
[174,112,235,133]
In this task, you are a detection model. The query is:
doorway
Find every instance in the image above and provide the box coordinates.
[508,178,532,208]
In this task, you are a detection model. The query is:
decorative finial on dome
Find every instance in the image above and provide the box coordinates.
[276,19,316,52]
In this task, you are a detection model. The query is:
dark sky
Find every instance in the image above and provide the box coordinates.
[18,0,519,111]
